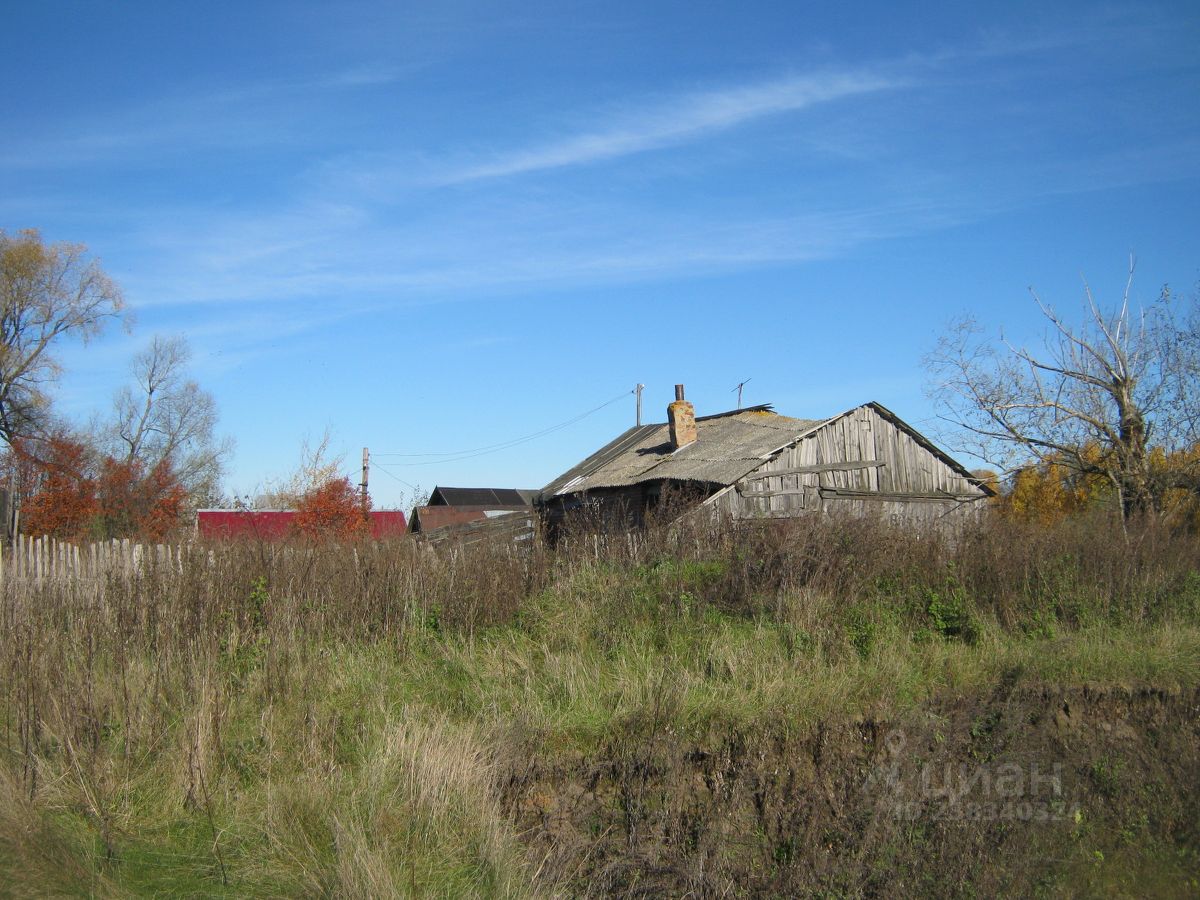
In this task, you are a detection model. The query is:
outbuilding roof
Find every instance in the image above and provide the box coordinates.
[409,506,490,533]
[428,486,536,507]
[541,406,825,497]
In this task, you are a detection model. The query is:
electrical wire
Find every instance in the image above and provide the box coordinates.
[374,389,631,459]
[371,461,420,491]
[372,389,633,466]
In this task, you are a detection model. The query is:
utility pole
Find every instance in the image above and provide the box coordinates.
[635,383,645,426]
[731,378,751,409]
[361,447,370,513]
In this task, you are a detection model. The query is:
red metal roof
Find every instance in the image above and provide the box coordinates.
[366,511,408,538]
[197,509,407,541]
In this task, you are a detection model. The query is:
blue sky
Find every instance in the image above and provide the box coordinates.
[3,1,1198,508]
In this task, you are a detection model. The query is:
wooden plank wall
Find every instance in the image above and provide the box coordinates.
[418,510,537,547]
[708,405,986,526]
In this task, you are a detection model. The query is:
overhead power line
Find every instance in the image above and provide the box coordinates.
[373,389,633,467]
[370,462,420,491]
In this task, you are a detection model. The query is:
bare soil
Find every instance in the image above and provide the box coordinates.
[501,684,1200,897]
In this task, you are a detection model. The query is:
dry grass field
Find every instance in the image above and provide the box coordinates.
[1,511,1198,896]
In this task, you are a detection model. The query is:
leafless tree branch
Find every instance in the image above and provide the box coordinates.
[925,267,1198,518]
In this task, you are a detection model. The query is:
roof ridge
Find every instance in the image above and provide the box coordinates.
[695,403,774,422]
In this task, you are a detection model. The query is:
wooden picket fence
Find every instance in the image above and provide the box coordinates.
[0,524,536,588]
[1,533,187,585]
[0,520,638,590]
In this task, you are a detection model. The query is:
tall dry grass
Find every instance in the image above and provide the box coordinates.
[0,510,1197,894]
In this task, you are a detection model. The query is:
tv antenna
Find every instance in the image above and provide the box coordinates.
[731,378,751,409]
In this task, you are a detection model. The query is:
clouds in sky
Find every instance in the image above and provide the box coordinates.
[3,2,1197,501]
[435,69,905,183]
[52,61,917,316]
[32,40,1179,361]
[3,9,1197,352]
[0,65,413,170]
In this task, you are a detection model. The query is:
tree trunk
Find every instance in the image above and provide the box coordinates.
[1118,403,1153,519]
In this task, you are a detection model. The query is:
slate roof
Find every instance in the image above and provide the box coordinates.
[541,406,825,497]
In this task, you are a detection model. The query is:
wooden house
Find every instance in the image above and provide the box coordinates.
[539,386,992,529]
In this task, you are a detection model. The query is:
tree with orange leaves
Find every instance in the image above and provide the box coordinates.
[18,434,98,540]
[4,430,190,542]
[94,456,188,541]
[293,477,369,540]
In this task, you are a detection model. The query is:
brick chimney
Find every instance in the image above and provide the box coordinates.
[667,384,697,450]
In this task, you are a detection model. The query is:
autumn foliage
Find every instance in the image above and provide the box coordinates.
[293,476,370,540]
[1154,443,1200,531]
[993,442,1200,528]
[11,434,187,541]
[999,454,1109,525]
[95,457,188,541]
[17,436,98,540]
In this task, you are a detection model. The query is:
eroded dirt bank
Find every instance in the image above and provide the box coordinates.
[501,685,1200,897]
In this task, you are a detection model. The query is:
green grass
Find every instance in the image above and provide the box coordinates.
[2,517,1199,895]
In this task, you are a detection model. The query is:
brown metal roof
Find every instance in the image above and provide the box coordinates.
[409,506,488,533]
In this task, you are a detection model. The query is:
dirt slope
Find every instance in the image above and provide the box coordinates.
[502,685,1200,897]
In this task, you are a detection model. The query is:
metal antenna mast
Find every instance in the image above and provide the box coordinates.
[731,378,751,409]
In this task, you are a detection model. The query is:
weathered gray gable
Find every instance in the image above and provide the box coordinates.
[705,403,990,522]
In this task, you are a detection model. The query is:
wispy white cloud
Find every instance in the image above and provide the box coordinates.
[0,64,408,169]
[114,190,970,316]
[1036,137,1200,198]
[434,69,905,184]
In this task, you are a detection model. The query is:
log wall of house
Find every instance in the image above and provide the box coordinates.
[707,404,986,525]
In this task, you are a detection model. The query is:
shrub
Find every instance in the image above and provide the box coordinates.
[293,476,369,539]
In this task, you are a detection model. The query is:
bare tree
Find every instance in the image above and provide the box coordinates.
[255,428,344,510]
[926,262,1199,519]
[106,335,231,505]
[0,229,125,445]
